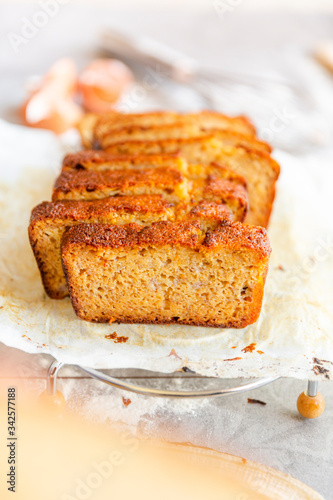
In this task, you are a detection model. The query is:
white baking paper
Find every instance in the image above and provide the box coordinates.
[0,119,332,379]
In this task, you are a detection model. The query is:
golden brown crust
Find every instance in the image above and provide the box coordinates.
[65,312,257,329]
[52,168,185,201]
[204,222,271,257]
[62,151,186,172]
[30,196,174,223]
[99,123,269,152]
[189,201,232,223]
[140,220,202,248]
[62,221,203,251]
[62,220,270,255]
[204,175,248,218]
[90,110,257,147]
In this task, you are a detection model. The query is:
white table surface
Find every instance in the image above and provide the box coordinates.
[0,5,333,498]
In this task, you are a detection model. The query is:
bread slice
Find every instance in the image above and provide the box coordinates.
[105,136,280,227]
[61,221,271,327]
[62,152,188,173]
[54,155,248,222]
[52,167,189,204]
[29,196,177,299]
[99,123,271,153]
[79,110,257,149]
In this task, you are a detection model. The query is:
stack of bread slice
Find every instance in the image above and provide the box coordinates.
[29,110,279,328]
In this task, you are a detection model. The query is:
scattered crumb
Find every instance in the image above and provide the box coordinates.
[247,398,267,406]
[313,364,330,379]
[122,397,132,407]
[231,346,237,349]
[224,357,242,361]
[108,317,116,325]
[277,265,285,271]
[312,357,330,379]
[105,332,129,343]
[241,458,247,464]
[257,350,264,355]
[241,343,256,353]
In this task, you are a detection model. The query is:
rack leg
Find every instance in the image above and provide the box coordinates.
[307,380,318,397]
[297,380,325,419]
[39,360,66,411]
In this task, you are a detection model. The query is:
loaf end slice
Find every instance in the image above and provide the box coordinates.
[99,123,271,153]
[88,110,257,148]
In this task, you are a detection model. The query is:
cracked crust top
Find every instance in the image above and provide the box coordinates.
[62,151,187,172]
[52,168,185,200]
[30,196,174,224]
[62,220,271,256]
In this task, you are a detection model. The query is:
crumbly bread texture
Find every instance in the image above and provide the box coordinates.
[79,110,257,149]
[98,123,271,153]
[61,221,271,327]
[105,136,280,228]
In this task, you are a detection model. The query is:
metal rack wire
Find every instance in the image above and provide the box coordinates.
[46,360,323,418]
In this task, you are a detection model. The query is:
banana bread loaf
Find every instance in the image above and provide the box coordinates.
[29,108,275,329]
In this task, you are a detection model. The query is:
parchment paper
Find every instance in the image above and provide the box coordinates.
[0,119,332,379]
